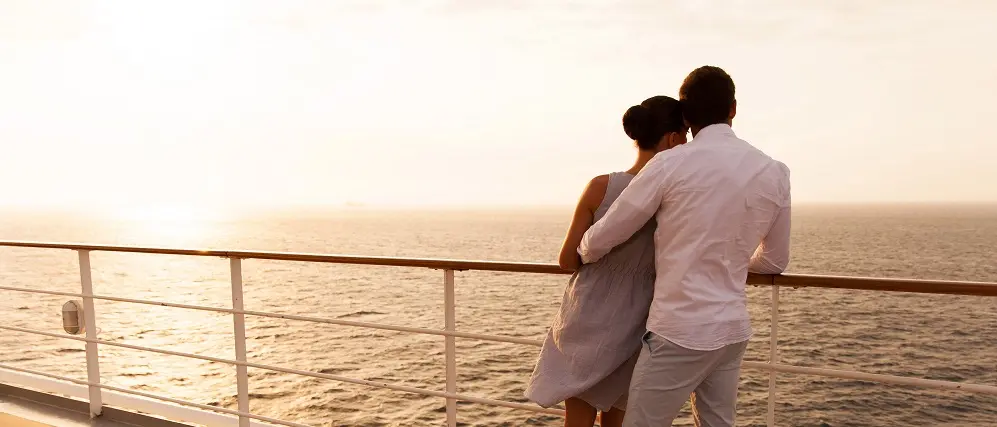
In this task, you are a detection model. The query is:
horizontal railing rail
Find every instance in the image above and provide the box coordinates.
[1,240,995,427]
[1,240,996,295]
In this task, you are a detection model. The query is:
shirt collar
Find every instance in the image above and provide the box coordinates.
[694,123,736,141]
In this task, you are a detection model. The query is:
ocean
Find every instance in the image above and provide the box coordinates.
[1,205,995,426]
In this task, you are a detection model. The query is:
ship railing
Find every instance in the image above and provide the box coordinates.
[0,240,995,427]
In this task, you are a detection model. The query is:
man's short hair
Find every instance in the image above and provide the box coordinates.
[679,66,736,129]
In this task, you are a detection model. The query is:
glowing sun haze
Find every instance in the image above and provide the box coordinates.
[1,0,995,219]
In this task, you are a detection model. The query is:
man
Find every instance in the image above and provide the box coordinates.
[577,66,791,426]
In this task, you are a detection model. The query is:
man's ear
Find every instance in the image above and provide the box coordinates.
[729,100,737,121]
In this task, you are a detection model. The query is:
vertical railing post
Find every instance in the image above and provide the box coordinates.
[767,285,780,426]
[78,250,102,418]
[230,258,250,427]
[443,269,457,427]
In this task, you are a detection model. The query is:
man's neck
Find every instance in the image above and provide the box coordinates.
[690,121,732,138]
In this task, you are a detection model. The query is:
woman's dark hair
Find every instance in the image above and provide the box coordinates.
[622,96,684,150]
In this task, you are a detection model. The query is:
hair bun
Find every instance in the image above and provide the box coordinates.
[622,104,652,141]
[622,95,683,150]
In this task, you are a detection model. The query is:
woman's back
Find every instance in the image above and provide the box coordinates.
[527,171,657,411]
[551,171,656,354]
[588,172,657,274]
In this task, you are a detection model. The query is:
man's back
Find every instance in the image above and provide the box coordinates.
[648,123,790,350]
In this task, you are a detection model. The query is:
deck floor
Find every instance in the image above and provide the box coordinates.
[0,412,53,427]
[0,393,138,427]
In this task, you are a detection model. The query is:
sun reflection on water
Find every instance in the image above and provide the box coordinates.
[106,205,231,248]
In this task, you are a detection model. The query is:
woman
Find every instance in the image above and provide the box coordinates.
[525,96,687,427]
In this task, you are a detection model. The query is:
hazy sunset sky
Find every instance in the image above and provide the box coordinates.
[1,1,995,217]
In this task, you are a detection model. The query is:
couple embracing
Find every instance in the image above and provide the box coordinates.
[526,66,792,427]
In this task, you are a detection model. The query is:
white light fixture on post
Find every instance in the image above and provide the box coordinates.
[62,300,86,335]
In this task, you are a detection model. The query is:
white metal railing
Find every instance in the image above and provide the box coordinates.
[1,240,996,427]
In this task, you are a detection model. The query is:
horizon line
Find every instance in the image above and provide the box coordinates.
[2,200,997,213]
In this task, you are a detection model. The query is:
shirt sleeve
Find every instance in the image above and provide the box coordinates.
[578,158,667,264]
[749,165,792,274]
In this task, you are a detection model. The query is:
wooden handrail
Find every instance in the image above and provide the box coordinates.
[772,274,997,297]
[1,240,995,296]
[0,240,570,274]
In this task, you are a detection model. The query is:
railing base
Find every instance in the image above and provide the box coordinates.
[0,370,276,427]
[0,381,191,427]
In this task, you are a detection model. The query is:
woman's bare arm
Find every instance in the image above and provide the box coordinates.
[557,175,609,271]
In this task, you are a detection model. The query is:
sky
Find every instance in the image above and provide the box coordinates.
[1,0,996,218]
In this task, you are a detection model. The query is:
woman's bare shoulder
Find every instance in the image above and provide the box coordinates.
[580,174,611,210]
[589,174,610,189]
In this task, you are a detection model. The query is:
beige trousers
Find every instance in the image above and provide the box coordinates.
[623,332,749,427]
